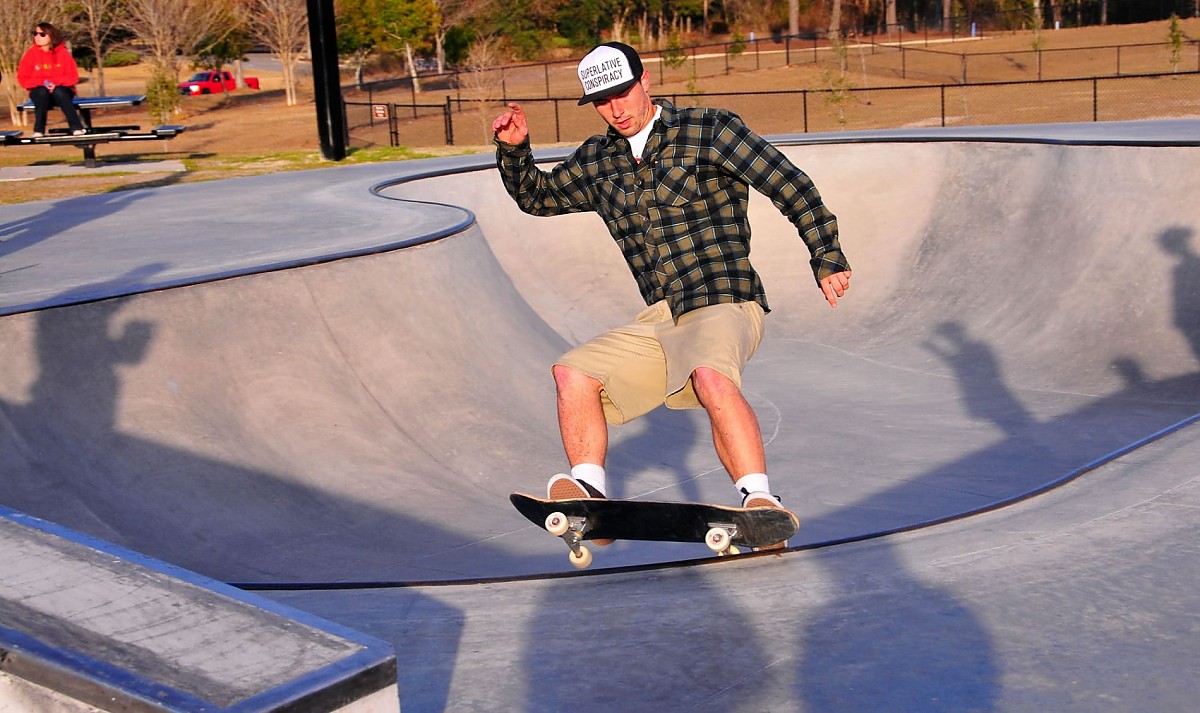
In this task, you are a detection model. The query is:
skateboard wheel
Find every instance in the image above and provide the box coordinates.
[726,545,741,556]
[705,527,732,554]
[569,545,592,569]
[546,512,570,537]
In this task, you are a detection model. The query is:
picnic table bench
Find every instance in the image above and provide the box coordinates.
[3,94,187,168]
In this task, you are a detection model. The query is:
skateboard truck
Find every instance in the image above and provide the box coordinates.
[703,523,742,557]
[545,512,594,568]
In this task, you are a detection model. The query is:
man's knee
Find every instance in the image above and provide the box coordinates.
[553,364,602,396]
[691,367,740,403]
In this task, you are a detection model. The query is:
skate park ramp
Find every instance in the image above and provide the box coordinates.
[2,119,1200,710]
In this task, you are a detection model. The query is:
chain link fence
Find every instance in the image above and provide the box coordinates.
[344,31,1200,148]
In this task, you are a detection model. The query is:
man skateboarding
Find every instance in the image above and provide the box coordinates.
[493,41,851,523]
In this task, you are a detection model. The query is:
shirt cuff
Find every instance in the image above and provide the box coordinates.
[493,136,531,154]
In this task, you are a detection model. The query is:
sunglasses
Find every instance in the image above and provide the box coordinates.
[32,31,48,37]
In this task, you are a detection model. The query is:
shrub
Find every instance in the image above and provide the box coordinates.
[145,67,180,124]
[104,50,141,67]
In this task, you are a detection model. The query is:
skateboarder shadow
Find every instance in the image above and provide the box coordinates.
[1159,226,1200,363]
[923,320,1037,436]
[0,174,183,267]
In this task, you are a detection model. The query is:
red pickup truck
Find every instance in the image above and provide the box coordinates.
[178,70,261,95]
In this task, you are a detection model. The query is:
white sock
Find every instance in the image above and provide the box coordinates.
[734,473,771,500]
[571,463,606,496]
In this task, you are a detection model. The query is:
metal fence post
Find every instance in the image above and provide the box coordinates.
[444,96,454,146]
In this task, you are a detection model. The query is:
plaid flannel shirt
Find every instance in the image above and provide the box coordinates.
[495,99,849,319]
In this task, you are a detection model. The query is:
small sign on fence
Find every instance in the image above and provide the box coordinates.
[371,104,390,119]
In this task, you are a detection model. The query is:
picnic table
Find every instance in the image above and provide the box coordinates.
[2,94,187,168]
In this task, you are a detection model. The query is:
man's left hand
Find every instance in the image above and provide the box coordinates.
[820,271,852,308]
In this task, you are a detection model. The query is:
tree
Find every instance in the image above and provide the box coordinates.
[375,0,440,92]
[245,0,309,105]
[1168,13,1184,72]
[433,0,496,71]
[483,0,561,60]
[1048,0,1062,27]
[69,0,127,96]
[460,33,502,144]
[124,0,240,120]
[0,0,70,124]
[336,0,375,87]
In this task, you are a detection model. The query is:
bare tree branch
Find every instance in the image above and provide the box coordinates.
[0,0,70,124]
[244,0,309,106]
[71,0,125,96]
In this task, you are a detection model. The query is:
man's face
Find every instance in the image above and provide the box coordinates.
[593,73,654,137]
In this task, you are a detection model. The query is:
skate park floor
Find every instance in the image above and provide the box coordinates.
[1,119,1199,711]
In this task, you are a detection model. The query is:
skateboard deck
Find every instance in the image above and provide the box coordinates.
[510,492,799,568]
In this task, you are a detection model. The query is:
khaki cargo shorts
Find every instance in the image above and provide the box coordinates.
[555,300,766,426]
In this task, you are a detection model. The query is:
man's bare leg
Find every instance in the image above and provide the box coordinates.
[550,364,614,543]
[691,366,766,481]
[551,364,609,469]
[693,367,788,552]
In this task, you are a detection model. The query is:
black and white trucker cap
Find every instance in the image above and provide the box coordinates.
[576,42,644,105]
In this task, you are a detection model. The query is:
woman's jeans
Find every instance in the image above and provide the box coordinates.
[27,84,83,133]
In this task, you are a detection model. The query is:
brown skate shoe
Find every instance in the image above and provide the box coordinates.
[548,474,613,546]
[741,490,793,552]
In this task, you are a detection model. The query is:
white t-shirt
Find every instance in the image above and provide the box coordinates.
[628,105,663,161]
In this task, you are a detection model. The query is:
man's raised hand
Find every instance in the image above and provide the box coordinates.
[493,102,529,145]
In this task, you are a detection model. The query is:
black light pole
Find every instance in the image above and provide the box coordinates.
[306,0,347,160]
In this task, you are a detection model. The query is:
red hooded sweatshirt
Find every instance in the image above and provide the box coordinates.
[17,42,80,90]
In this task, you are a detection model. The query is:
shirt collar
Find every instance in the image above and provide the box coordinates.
[603,99,678,157]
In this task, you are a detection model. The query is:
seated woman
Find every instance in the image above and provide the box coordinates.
[17,22,85,138]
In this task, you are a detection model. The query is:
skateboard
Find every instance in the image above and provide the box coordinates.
[510,492,799,569]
